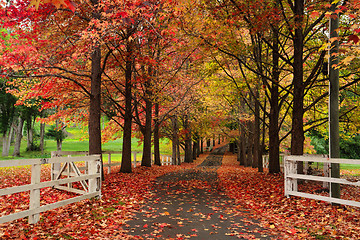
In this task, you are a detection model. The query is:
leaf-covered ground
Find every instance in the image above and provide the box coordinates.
[1,146,360,239]
[218,155,360,239]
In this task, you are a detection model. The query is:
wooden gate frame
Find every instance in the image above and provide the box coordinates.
[284,155,360,208]
[0,155,101,224]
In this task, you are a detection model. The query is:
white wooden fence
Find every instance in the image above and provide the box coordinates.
[262,154,285,170]
[0,155,101,224]
[284,155,360,207]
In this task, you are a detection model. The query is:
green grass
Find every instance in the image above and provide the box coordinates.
[0,125,172,160]
[339,164,360,170]
[309,162,360,171]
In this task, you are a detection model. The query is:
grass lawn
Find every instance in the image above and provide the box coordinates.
[0,125,172,161]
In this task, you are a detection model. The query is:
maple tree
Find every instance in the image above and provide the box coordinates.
[0,0,107,176]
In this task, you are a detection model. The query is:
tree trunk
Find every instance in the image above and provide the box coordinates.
[154,103,161,166]
[260,98,267,170]
[141,98,153,167]
[192,140,197,160]
[245,123,251,167]
[254,86,262,172]
[39,123,45,154]
[184,115,192,163]
[176,139,180,165]
[171,115,179,165]
[250,121,257,168]
[268,83,280,173]
[268,24,281,174]
[2,126,13,157]
[185,139,192,163]
[206,139,210,149]
[26,118,33,151]
[329,0,340,199]
[120,43,133,173]
[89,41,102,181]
[6,126,14,156]
[240,127,246,166]
[291,0,305,174]
[56,139,62,151]
[196,140,200,157]
[236,140,242,165]
[13,116,24,157]
[2,133,6,157]
[55,120,63,151]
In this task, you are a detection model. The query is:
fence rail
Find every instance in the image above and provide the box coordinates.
[0,155,101,224]
[284,155,360,208]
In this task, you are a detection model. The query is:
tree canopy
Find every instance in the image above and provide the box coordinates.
[0,0,360,172]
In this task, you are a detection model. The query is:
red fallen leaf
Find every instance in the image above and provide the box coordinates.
[159,223,169,228]
[143,224,148,228]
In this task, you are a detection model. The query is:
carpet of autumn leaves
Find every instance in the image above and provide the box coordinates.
[0,159,200,239]
[1,150,360,239]
[218,154,360,239]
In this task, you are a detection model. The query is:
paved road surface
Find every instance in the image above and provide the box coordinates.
[124,145,275,239]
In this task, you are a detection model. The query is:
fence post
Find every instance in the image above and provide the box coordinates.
[85,152,89,175]
[133,152,137,168]
[284,156,297,197]
[29,163,41,224]
[67,155,72,189]
[88,157,101,196]
[262,155,269,169]
[108,153,111,174]
[284,157,289,197]
[323,162,330,188]
[51,151,61,181]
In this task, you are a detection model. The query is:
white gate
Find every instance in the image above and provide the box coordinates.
[284,155,360,207]
[0,155,101,224]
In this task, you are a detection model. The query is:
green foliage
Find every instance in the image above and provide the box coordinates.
[340,134,360,159]
[308,130,328,155]
[309,130,360,159]
[0,79,17,134]
[224,121,238,131]
[45,125,67,141]
[26,142,41,152]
